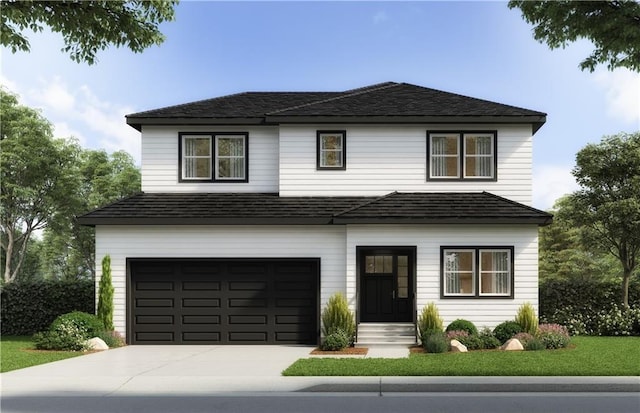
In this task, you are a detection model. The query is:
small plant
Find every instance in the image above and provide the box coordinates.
[33,320,89,351]
[96,330,125,348]
[445,319,478,335]
[321,293,355,345]
[493,321,523,343]
[515,302,538,335]
[97,255,115,331]
[321,329,351,351]
[477,328,501,349]
[524,337,546,351]
[445,330,469,341]
[418,302,444,337]
[512,332,534,347]
[537,323,571,349]
[457,334,484,350]
[424,332,448,353]
[50,311,105,338]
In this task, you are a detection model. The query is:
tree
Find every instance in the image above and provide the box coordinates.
[1,0,178,65]
[97,255,114,331]
[508,1,640,72]
[568,132,640,307]
[0,89,79,283]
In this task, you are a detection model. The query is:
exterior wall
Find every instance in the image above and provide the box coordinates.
[279,124,533,205]
[140,125,279,193]
[95,225,346,340]
[345,224,539,329]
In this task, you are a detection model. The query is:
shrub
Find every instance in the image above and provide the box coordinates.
[593,305,640,336]
[1,279,94,335]
[321,293,355,344]
[537,323,571,349]
[97,255,115,331]
[524,338,546,351]
[424,332,448,353]
[493,321,523,343]
[515,302,538,335]
[512,332,534,347]
[50,311,105,338]
[457,334,484,350]
[445,319,478,336]
[445,330,469,341]
[418,302,444,337]
[321,329,351,351]
[96,330,125,348]
[478,327,501,349]
[33,319,89,351]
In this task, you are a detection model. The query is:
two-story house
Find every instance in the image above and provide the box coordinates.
[79,82,552,346]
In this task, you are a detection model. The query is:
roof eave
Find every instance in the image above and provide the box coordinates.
[332,217,552,225]
[77,217,333,226]
[125,117,271,131]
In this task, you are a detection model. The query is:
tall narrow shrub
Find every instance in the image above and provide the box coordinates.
[418,302,444,336]
[97,255,114,331]
[321,292,355,338]
[515,302,538,335]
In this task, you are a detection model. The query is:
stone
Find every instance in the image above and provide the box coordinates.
[449,339,468,353]
[500,338,524,351]
[85,337,109,351]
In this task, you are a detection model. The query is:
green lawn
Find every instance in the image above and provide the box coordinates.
[0,336,84,373]
[283,336,640,376]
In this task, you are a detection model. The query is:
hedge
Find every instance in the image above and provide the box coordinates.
[539,277,640,318]
[1,279,95,335]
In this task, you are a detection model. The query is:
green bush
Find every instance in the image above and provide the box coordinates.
[417,302,444,337]
[478,328,501,349]
[537,323,571,349]
[457,334,484,350]
[1,279,94,335]
[515,302,538,335]
[33,322,89,351]
[321,329,351,351]
[423,332,448,353]
[97,255,114,331]
[96,330,125,348]
[524,337,546,351]
[512,332,534,347]
[50,311,105,338]
[493,321,523,344]
[445,319,478,335]
[321,293,355,344]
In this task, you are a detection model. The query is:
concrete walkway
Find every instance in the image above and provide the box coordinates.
[1,346,638,397]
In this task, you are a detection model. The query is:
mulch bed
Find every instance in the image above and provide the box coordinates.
[310,347,369,355]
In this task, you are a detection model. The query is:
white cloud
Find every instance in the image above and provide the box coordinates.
[0,74,19,93]
[373,11,389,24]
[593,68,640,125]
[12,76,141,163]
[533,164,579,211]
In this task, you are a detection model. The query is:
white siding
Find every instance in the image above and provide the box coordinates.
[95,225,346,340]
[140,125,279,193]
[345,224,539,329]
[279,124,533,205]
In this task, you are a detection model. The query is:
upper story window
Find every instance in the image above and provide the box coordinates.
[317,130,346,170]
[441,246,513,299]
[179,132,248,182]
[428,131,496,180]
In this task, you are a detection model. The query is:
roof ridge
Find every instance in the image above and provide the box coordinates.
[266,82,400,116]
[333,191,398,217]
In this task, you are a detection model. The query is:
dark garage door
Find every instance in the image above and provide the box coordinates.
[129,259,319,345]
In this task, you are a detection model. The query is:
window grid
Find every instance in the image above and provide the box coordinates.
[428,131,496,180]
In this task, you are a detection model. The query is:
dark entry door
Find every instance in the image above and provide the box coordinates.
[359,248,415,322]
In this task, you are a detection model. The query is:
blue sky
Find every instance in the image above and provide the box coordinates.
[1,1,638,210]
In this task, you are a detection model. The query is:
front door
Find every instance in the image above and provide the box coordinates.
[359,247,415,322]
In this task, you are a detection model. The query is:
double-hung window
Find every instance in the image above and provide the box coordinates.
[428,131,496,180]
[317,130,346,170]
[179,132,248,182]
[441,246,513,298]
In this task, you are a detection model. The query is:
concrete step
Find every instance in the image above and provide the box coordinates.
[356,323,417,346]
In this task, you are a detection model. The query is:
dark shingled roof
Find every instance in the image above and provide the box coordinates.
[126,82,546,133]
[77,192,552,226]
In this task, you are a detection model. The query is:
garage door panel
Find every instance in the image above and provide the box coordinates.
[130,259,318,345]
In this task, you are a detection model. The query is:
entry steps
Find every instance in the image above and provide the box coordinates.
[355,322,417,346]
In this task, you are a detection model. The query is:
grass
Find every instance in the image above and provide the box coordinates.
[283,336,640,376]
[0,336,84,373]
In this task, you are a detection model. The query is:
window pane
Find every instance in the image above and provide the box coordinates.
[479,250,510,295]
[444,250,474,295]
[217,158,245,179]
[431,135,458,155]
[322,150,342,167]
[185,158,211,178]
[321,135,342,150]
[464,134,493,178]
[185,137,211,156]
[217,137,244,156]
[465,135,492,155]
[366,256,375,273]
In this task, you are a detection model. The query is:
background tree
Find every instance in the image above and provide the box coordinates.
[566,132,640,308]
[508,1,640,72]
[1,0,178,64]
[0,89,79,283]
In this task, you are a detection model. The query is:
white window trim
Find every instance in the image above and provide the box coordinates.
[317,131,346,170]
[182,134,212,180]
[215,135,246,180]
[478,249,511,296]
[463,133,495,179]
[443,249,475,296]
[442,246,513,298]
[428,131,496,180]
[429,134,460,179]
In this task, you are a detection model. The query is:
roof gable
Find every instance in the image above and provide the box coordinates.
[126,82,546,133]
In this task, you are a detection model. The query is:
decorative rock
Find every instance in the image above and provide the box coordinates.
[449,339,468,353]
[85,337,109,351]
[500,338,524,351]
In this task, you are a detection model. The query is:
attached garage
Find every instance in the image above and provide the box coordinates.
[128,258,319,345]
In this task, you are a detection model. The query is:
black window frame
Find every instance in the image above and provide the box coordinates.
[178,132,249,183]
[440,246,514,299]
[316,130,346,170]
[427,130,497,181]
